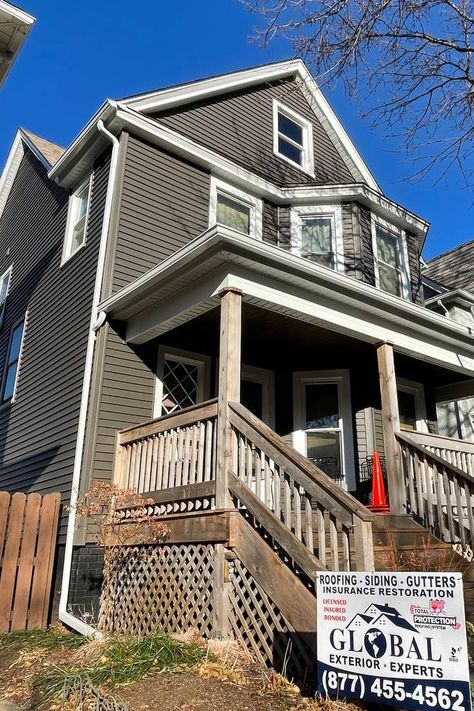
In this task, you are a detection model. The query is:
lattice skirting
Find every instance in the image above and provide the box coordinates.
[229,557,315,682]
[100,543,215,637]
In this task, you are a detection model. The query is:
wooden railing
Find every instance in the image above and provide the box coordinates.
[114,399,218,508]
[228,402,375,571]
[397,431,474,557]
[405,430,474,478]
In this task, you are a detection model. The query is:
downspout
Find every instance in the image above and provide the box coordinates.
[59,117,120,636]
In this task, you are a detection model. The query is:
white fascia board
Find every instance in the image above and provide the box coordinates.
[121,59,304,112]
[425,289,474,309]
[0,1,35,26]
[121,58,378,191]
[47,100,118,187]
[113,106,428,239]
[99,227,474,371]
[0,131,24,220]
[0,128,60,221]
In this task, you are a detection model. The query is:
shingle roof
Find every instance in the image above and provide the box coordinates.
[21,129,65,167]
[424,239,474,292]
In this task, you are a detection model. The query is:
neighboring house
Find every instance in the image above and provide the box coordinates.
[0,1,35,87]
[0,60,473,638]
[423,240,474,441]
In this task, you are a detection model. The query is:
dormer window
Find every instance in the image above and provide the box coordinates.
[62,176,92,264]
[290,205,344,272]
[372,216,411,299]
[209,177,262,239]
[273,100,314,176]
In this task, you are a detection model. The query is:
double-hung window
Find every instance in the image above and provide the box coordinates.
[62,176,92,263]
[372,217,411,299]
[209,177,262,239]
[290,205,344,272]
[2,315,26,403]
[0,266,12,329]
[273,100,314,175]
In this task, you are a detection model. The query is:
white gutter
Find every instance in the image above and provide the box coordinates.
[59,120,121,637]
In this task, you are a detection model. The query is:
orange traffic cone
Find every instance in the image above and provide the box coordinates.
[367,451,390,512]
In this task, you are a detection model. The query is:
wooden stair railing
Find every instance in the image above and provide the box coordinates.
[403,430,474,478]
[228,402,375,571]
[114,399,218,495]
[396,431,474,557]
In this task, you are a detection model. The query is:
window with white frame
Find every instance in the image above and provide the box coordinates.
[62,177,92,262]
[155,346,211,417]
[290,205,344,272]
[372,217,411,299]
[209,177,262,238]
[2,315,26,403]
[273,100,314,175]
[0,266,12,329]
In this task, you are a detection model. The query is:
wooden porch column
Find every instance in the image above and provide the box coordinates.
[377,342,403,513]
[213,288,241,639]
[215,287,242,509]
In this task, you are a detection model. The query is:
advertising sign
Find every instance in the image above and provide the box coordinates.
[316,571,471,711]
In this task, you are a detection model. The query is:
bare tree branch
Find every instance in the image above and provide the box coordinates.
[243,0,474,184]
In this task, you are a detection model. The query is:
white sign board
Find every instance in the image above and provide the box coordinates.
[316,572,471,711]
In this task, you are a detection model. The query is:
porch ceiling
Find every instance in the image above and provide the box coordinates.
[99,226,474,377]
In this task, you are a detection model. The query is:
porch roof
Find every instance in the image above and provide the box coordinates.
[99,226,474,377]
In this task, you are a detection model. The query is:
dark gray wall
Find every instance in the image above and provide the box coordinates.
[112,134,210,293]
[0,147,108,539]
[155,77,357,186]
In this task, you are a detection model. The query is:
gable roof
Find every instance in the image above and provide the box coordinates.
[120,59,379,191]
[0,1,35,87]
[0,128,64,220]
[49,60,380,192]
[424,239,474,292]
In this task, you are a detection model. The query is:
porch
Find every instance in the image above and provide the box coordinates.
[95,227,474,668]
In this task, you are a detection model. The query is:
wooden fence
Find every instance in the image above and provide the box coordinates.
[0,491,61,632]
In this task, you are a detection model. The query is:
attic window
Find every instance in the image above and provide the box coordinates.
[273,100,314,176]
[372,216,411,300]
[209,177,262,239]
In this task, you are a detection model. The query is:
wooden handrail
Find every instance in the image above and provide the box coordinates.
[396,432,474,485]
[118,398,218,446]
[229,402,374,523]
[403,430,474,454]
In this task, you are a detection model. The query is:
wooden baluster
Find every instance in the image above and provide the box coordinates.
[264,458,272,510]
[204,420,213,482]
[189,424,198,485]
[155,434,165,492]
[432,462,446,541]
[255,449,262,501]
[283,472,291,530]
[305,494,314,553]
[423,454,435,531]
[317,505,326,566]
[463,481,474,547]
[453,474,466,548]
[196,422,205,484]
[274,465,281,521]
[467,453,473,478]
[122,445,131,490]
[294,484,302,541]
[329,514,339,570]
[175,428,184,489]
[162,433,171,489]
[246,441,252,487]
[413,450,425,523]
[443,468,456,543]
[130,442,138,491]
[405,446,416,515]
[341,527,350,571]
[238,433,245,481]
[144,437,154,493]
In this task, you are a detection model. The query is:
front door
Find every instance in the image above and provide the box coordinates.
[241,365,275,427]
[293,370,356,490]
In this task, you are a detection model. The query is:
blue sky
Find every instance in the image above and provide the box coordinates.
[1,0,471,259]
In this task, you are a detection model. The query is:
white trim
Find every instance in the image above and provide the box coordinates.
[0,1,35,87]
[290,204,344,273]
[0,264,12,328]
[119,59,378,190]
[154,345,211,418]
[1,310,27,403]
[59,123,121,635]
[209,176,262,239]
[61,175,93,265]
[397,377,428,432]
[371,214,411,300]
[0,1,35,26]
[292,369,356,490]
[272,100,314,177]
[241,364,275,428]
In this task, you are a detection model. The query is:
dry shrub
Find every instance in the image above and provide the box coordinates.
[262,670,300,697]
[290,697,364,710]
[197,660,247,685]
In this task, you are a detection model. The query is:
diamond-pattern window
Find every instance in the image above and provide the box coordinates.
[162,358,200,414]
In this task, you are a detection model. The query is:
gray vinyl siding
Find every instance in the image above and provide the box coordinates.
[113,134,210,292]
[0,147,108,539]
[154,78,357,187]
